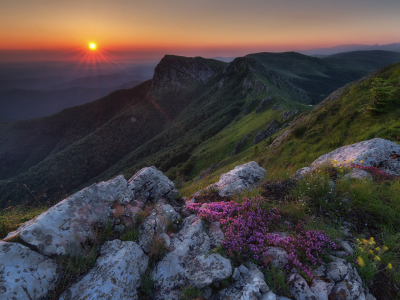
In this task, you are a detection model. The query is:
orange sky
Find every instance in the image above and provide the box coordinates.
[1,0,399,61]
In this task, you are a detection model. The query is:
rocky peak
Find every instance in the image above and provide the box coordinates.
[149,55,226,96]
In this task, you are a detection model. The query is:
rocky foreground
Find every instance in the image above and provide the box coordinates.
[1,137,399,300]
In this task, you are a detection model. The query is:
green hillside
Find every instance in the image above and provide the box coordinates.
[1,52,399,208]
[245,50,400,103]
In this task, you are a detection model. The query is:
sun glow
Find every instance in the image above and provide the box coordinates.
[89,43,96,50]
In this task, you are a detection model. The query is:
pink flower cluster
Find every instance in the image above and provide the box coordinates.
[187,197,338,278]
[351,164,397,181]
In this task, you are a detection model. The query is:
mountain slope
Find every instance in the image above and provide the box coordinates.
[245,51,400,103]
[0,55,310,207]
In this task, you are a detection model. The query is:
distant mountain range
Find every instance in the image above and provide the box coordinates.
[0,49,400,207]
[298,42,400,56]
[0,62,155,120]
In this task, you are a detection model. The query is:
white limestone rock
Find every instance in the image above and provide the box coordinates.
[345,168,373,181]
[200,161,266,197]
[4,175,132,256]
[310,138,400,176]
[293,167,311,180]
[128,166,179,202]
[0,241,61,300]
[264,247,289,269]
[137,203,180,254]
[219,262,270,300]
[288,269,317,300]
[209,222,225,247]
[59,240,148,300]
[151,215,232,300]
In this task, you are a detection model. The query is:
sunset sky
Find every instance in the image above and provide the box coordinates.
[1,0,399,62]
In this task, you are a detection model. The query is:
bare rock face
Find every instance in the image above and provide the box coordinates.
[310,138,400,176]
[4,175,132,256]
[151,215,232,299]
[0,241,61,300]
[59,240,148,300]
[282,110,299,121]
[200,161,266,197]
[253,120,281,145]
[149,55,225,96]
[128,166,179,202]
[219,262,270,300]
[137,203,180,254]
[293,167,311,180]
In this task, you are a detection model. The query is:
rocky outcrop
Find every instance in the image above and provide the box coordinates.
[219,262,271,300]
[282,110,299,121]
[230,134,252,156]
[310,138,400,176]
[138,203,180,254]
[0,241,61,300]
[255,96,274,114]
[199,161,266,197]
[243,99,260,116]
[151,215,232,299]
[60,240,148,300]
[272,104,283,111]
[253,120,281,145]
[4,166,178,257]
[4,175,132,256]
[149,55,225,96]
[129,166,179,202]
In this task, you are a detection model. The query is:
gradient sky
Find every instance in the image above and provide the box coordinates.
[1,0,399,61]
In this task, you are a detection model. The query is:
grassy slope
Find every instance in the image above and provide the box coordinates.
[180,62,400,196]
[245,51,400,103]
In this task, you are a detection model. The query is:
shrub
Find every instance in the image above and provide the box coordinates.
[187,197,338,278]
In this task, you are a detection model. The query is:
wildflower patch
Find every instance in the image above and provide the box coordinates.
[187,196,338,278]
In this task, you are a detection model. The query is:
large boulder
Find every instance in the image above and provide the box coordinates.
[201,161,266,197]
[310,138,400,176]
[0,241,61,299]
[151,215,232,299]
[128,166,179,202]
[4,175,132,256]
[59,240,148,300]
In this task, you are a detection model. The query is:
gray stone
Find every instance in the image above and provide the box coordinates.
[310,277,334,300]
[345,169,373,181]
[233,268,241,280]
[262,291,277,300]
[253,120,281,145]
[288,269,317,300]
[59,240,148,300]
[0,241,61,300]
[293,167,311,179]
[128,166,179,202]
[282,110,299,121]
[239,264,250,274]
[219,262,269,300]
[209,221,225,247]
[263,247,289,269]
[310,138,400,176]
[201,161,266,197]
[151,215,231,299]
[137,203,180,254]
[340,241,354,256]
[4,175,133,256]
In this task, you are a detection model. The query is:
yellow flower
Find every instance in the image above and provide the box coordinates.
[388,263,392,269]
[384,246,388,251]
[375,247,380,251]
[358,256,365,267]
[369,250,374,254]
[375,256,381,262]
[360,160,364,163]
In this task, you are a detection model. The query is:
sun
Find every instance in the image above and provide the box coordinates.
[89,43,96,50]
